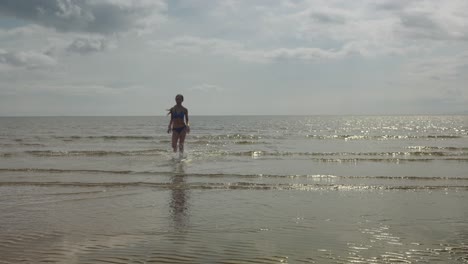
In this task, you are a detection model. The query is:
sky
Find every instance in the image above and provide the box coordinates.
[0,0,467,116]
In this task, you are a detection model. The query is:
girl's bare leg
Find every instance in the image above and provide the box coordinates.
[178,130,187,153]
[171,131,178,152]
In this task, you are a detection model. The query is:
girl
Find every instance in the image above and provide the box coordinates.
[167,94,190,153]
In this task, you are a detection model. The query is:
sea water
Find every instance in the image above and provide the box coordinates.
[0,116,467,263]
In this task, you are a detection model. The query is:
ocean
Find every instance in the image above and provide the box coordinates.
[0,115,467,263]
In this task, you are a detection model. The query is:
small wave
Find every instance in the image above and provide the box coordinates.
[282,151,466,157]
[3,140,46,147]
[306,134,464,140]
[1,168,467,181]
[4,149,467,159]
[313,158,468,163]
[0,181,467,191]
[408,146,468,151]
[193,134,263,140]
[427,135,463,139]
[234,141,261,145]
[53,135,157,141]
[208,150,468,160]
[280,175,468,181]
[24,149,166,157]
[0,168,135,174]
[190,140,211,145]
[188,139,263,146]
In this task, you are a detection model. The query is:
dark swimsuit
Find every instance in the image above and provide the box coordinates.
[171,110,186,133]
[172,126,186,133]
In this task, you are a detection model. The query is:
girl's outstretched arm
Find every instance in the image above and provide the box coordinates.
[185,109,190,133]
[167,109,173,133]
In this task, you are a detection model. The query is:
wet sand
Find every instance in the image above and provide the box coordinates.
[1,181,467,263]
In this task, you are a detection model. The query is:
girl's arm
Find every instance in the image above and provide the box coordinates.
[167,110,173,133]
[185,109,190,133]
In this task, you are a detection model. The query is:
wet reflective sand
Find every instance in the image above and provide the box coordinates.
[1,170,467,263]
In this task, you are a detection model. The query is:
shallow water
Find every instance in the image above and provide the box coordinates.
[0,116,467,263]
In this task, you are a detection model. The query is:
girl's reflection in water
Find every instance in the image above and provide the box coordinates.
[170,162,189,231]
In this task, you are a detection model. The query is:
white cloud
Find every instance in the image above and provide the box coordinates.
[161,1,432,61]
[0,25,45,39]
[1,0,467,115]
[1,81,131,97]
[56,83,129,96]
[251,0,468,57]
[153,36,243,55]
[374,0,468,41]
[66,37,116,55]
[0,49,57,68]
[405,52,468,81]
[188,83,225,93]
[262,46,350,61]
[399,51,468,109]
[153,36,358,62]
[0,0,167,35]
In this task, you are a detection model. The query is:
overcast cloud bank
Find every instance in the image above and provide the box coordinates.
[0,0,467,115]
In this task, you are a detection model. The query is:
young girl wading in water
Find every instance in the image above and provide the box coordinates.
[167,94,190,155]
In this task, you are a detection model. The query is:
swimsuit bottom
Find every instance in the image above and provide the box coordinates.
[172,126,186,133]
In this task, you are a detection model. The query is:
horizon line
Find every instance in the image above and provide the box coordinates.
[1,113,467,118]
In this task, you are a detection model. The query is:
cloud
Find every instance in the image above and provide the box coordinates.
[295,5,356,26]
[56,83,128,96]
[152,36,249,60]
[262,46,353,61]
[0,24,60,53]
[374,0,411,12]
[258,0,468,56]
[397,11,467,41]
[66,37,116,54]
[1,81,132,96]
[405,52,468,81]
[188,83,225,93]
[0,49,56,68]
[0,0,167,35]
[0,24,116,58]
[154,36,242,54]
[153,35,357,62]
[154,1,468,63]
[0,24,45,39]
[308,11,347,25]
[373,0,468,41]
